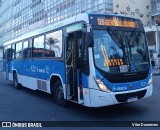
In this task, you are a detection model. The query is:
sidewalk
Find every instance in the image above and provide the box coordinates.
[152,68,160,75]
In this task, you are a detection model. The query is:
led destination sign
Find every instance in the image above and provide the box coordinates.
[97,17,139,28]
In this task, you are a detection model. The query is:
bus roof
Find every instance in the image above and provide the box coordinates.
[3,13,89,47]
[88,13,140,21]
[3,13,140,47]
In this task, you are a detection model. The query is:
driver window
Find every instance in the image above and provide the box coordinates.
[130,32,146,61]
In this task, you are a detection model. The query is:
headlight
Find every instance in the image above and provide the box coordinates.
[147,74,153,86]
[94,77,111,92]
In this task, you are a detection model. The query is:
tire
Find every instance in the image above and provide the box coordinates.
[54,80,67,106]
[13,73,21,89]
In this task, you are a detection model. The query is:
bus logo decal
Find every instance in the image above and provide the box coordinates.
[130,84,134,89]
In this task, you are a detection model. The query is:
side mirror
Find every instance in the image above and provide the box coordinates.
[85,32,93,47]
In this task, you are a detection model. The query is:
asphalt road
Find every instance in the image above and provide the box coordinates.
[0,72,160,129]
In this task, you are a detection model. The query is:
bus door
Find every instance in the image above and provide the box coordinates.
[66,31,83,103]
[4,47,12,80]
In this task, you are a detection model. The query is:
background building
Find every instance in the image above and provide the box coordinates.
[113,0,158,52]
[0,0,113,46]
[145,0,160,53]
[0,0,157,54]
[113,0,151,27]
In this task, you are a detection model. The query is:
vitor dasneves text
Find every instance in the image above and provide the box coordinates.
[132,122,158,127]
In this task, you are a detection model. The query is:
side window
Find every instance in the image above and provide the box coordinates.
[32,35,44,58]
[12,44,15,59]
[23,41,29,59]
[3,47,6,59]
[3,46,8,60]
[15,42,22,59]
[45,30,62,58]
[4,45,13,60]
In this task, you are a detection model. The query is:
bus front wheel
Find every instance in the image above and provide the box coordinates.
[54,80,67,106]
[13,73,21,89]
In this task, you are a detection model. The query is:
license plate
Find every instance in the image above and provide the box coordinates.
[127,97,138,103]
[120,65,128,73]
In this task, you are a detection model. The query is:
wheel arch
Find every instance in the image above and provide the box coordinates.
[50,74,66,99]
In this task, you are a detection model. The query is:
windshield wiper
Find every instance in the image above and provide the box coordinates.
[106,27,125,49]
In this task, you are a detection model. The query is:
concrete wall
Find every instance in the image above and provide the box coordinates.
[113,0,151,27]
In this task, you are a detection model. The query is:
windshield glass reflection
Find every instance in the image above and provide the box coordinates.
[93,29,149,74]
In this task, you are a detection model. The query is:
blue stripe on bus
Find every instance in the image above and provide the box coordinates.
[7,60,65,83]
[82,73,88,88]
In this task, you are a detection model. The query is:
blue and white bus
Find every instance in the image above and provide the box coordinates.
[2,13,152,107]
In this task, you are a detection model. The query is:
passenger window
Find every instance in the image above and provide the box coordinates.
[45,30,62,58]
[32,35,44,58]
[23,41,29,59]
[15,42,22,59]
[4,45,13,60]
[12,44,15,59]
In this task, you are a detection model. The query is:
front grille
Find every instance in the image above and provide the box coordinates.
[107,73,148,83]
[115,89,147,102]
[98,68,149,83]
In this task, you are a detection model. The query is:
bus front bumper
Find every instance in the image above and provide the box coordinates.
[84,84,153,107]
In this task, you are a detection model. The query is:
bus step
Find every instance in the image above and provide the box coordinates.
[69,96,78,102]
[69,99,78,103]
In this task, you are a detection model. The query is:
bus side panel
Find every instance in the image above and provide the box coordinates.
[82,73,88,88]
[12,59,65,92]
[27,60,65,82]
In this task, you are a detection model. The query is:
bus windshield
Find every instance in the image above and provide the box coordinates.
[93,28,149,74]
